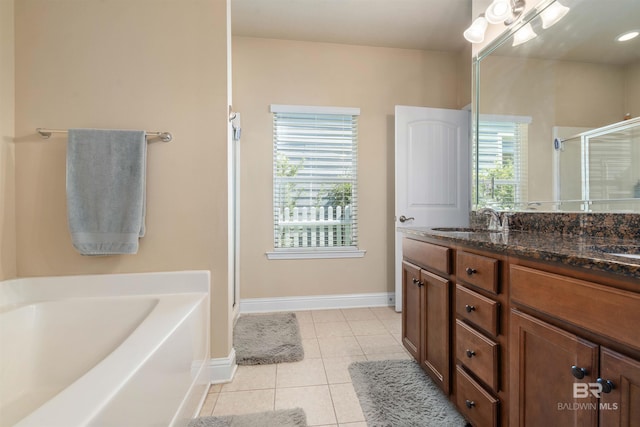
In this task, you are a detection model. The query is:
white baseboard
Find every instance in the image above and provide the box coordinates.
[239,292,395,313]
[209,348,237,384]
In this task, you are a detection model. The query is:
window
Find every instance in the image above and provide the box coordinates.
[268,105,363,259]
[475,115,530,209]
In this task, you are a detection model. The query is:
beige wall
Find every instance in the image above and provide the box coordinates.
[554,61,625,127]
[14,0,232,358]
[457,44,473,109]
[625,62,640,118]
[0,0,16,281]
[233,37,461,299]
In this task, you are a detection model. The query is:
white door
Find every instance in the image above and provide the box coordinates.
[394,106,470,312]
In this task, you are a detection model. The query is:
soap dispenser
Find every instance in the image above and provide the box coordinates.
[634,180,640,198]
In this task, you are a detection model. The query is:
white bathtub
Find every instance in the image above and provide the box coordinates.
[0,271,210,427]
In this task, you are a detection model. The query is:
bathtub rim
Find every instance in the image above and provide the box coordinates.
[0,270,211,427]
[0,270,210,311]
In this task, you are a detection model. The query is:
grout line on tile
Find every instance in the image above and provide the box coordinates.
[326,380,341,427]
[272,380,276,411]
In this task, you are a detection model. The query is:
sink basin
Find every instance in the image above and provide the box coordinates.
[590,245,640,260]
[431,227,501,233]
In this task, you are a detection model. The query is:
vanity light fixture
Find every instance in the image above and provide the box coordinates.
[616,30,639,42]
[540,1,570,29]
[502,0,526,26]
[464,0,526,43]
[485,0,512,24]
[512,22,537,46]
[464,14,489,43]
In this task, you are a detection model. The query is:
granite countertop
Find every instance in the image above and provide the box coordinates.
[400,227,640,280]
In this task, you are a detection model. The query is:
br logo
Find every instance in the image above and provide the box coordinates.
[573,383,603,399]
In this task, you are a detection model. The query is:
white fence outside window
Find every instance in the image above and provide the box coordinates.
[277,205,353,248]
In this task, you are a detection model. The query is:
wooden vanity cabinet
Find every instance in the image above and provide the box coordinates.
[401,235,640,427]
[402,238,507,425]
[402,261,422,360]
[509,263,640,427]
[509,309,599,427]
[401,239,452,394]
[420,269,452,394]
[510,308,640,427]
[455,250,504,427]
[598,348,640,426]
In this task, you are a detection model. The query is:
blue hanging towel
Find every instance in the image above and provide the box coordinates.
[66,129,146,255]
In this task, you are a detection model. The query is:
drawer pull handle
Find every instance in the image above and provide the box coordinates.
[571,365,588,379]
[465,267,477,276]
[465,304,476,313]
[596,378,615,393]
[412,278,424,287]
[412,278,419,284]
[465,400,475,409]
[466,349,476,358]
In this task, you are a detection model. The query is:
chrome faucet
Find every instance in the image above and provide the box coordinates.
[477,207,504,231]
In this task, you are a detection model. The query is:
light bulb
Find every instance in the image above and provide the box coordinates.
[464,16,489,44]
[617,31,639,42]
[485,0,512,24]
[540,1,570,29]
[512,23,537,46]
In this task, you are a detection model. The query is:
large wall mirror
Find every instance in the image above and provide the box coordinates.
[473,0,640,212]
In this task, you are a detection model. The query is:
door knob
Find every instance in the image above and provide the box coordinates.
[399,215,415,223]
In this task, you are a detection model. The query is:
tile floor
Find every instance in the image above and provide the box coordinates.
[197,306,410,426]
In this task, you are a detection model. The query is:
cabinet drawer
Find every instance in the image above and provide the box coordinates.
[402,238,451,275]
[456,365,499,427]
[456,319,499,391]
[456,284,499,336]
[510,265,640,351]
[456,251,499,293]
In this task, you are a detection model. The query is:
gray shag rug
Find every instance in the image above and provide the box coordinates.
[189,408,307,427]
[349,359,468,427]
[234,312,304,365]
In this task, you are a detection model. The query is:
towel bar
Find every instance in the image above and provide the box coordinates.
[36,128,173,143]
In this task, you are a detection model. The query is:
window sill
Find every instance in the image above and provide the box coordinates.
[266,248,366,260]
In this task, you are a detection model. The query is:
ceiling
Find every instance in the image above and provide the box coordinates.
[231,0,472,52]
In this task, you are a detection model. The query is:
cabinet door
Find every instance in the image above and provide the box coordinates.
[402,261,422,361]
[421,269,451,394]
[510,309,599,427]
[599,347,640,427]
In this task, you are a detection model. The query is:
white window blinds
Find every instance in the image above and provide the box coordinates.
[476,115,530,209]
[271,105,359,250]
